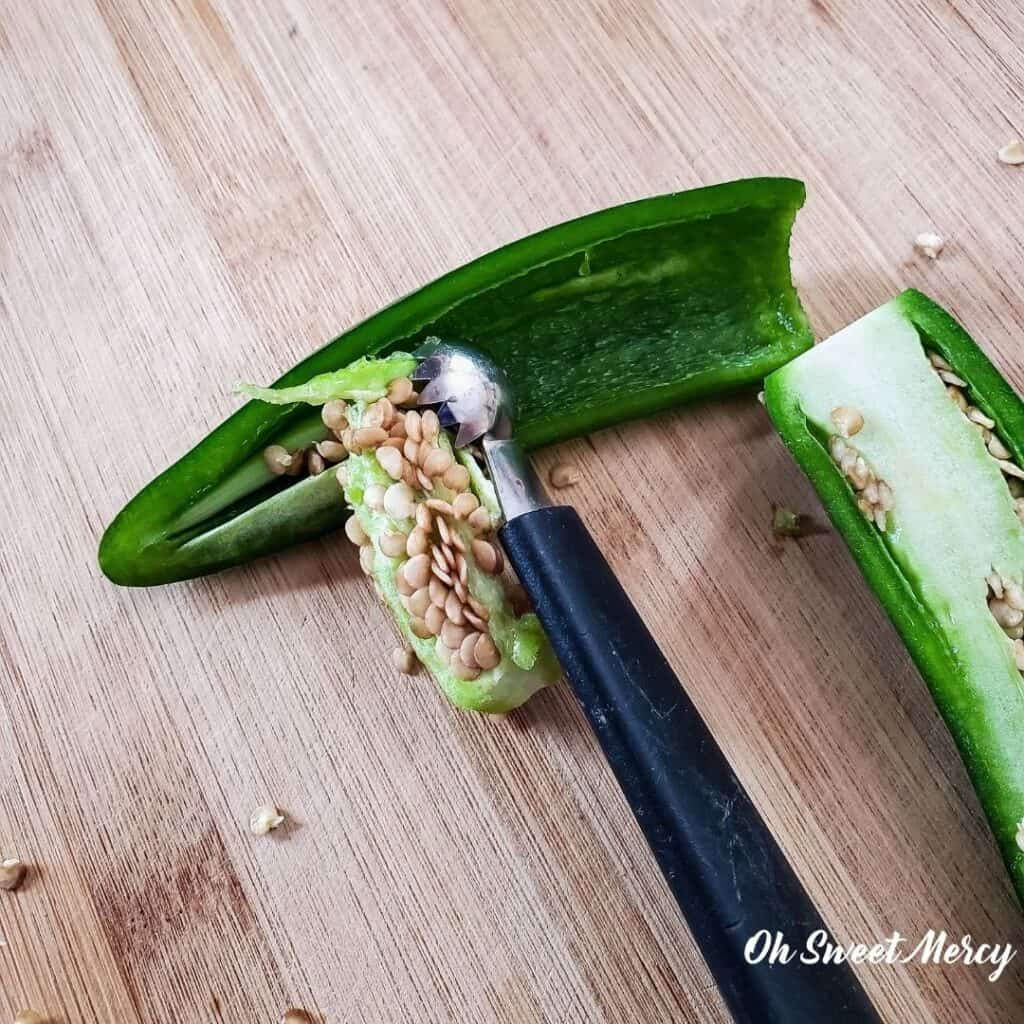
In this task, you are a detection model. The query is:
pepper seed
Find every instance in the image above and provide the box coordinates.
[441,619,470,649]
[410,617,432,639]
[344,516,368,546]
[391,646,418,674]
[442,464,470,492]
[316,439,347,462]
[376,446,404,480]
[249,804,285,836]
[549,462,581,489]
[422,449,452,478]
[359,544,375,575]
[445,590,466,625]
[322,399,349,431]
[829,406,864,438]
[387,377,415,405]
[14,1011,47,1024]
[989,435,1012,460]
[379,532,408,558]
[355,426,389,448]
[467,507,491,533]
[406,528,430,557]
[405,410,423,442]
[450,656,481,681]
[474,633,500,670]
[425,603,446,635]
[0,857,27,892]
[428,576,448,607]
[263,444,295,476]
[403,553,432,590]
[384,482,416,519]
[453,492,479,519]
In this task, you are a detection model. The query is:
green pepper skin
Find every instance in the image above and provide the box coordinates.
[100,178,810,586]
[766,289,1024,906]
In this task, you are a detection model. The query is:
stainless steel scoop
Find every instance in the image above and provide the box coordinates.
[412,340,547,521]
[412,339,878,1024]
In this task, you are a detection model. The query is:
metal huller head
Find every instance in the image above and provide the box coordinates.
[412,340,549,521]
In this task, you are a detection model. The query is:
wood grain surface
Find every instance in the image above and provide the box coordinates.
[2,0,1023,1021]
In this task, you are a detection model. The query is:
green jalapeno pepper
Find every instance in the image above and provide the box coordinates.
[99,178,810,588]
[766,289,1024,905]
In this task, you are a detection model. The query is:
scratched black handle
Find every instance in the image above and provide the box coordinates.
[500,506,879,1024]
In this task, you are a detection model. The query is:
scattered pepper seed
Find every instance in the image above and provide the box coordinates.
[914,232,945,260]
[0,857,27,891]
[549,462,581,489]
[14,1011,47,1024]
[249,804,285,836]
[997,140,1024,165]
[391,645,418,674]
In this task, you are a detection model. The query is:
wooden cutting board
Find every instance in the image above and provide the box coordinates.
[2,1,1022,1020]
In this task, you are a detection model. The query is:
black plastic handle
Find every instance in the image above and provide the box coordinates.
[501,506,879,1024]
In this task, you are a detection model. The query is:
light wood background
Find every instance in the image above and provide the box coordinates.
[2,0,1023,1021]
